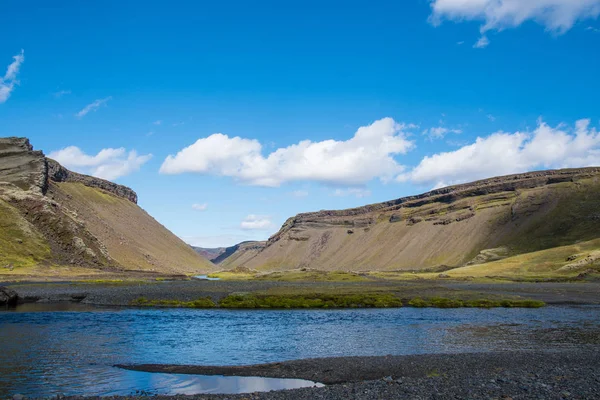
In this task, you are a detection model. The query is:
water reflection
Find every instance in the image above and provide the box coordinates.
[194,275,220,281]
[0,306,598,397]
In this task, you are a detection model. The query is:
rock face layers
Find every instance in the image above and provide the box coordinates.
[0,137,214,277]
[223,168,600,272]
[0,137,48,193]
[47,159,138,203]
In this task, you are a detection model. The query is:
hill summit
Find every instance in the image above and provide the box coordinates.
[0,137,214,279]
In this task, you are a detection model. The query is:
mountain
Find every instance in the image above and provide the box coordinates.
[192,241,266,265]
[192,246,226,261]
[221,168,600,272]
[0,137,214,279]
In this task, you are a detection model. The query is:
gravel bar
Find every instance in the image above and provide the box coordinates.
[79,350,600,399]
[7,280,600,306]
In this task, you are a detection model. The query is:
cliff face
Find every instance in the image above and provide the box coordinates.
[47,159,138,203]
[223,168,600,272]
[0,137,214,278]
[0,137,48,193]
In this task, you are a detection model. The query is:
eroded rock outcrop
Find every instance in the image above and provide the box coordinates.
[0,137,47,193]
[47,159,137,203]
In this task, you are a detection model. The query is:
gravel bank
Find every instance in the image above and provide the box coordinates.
[7,280,600,307]
[94,350,600,399]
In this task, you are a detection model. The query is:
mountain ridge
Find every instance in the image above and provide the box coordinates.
[221,167,600,272]
[0,137,214,279]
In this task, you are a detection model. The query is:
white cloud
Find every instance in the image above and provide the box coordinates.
[430,0,600,35]
[423,126,462,140]
[474,35,490,48]
[48,146,152,180]
[333,188,372,198]
[402,119,600,187]
[160,118,414,187]
[240,215,274,230]
[487,114,497,122]
[153,120,162,125]
[76,97,112,118]
[192,203,208,211]
[457,41,465,45]
[0,50,24,103]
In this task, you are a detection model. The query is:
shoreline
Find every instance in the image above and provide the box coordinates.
[4,280,600,309]
[75,350,600,399]
[116,350,600,385]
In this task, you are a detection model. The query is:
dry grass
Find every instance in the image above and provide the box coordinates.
[54,182,215,275]
[208,269,372,282]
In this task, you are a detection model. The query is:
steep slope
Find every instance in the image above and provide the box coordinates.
[192,241,266,265]
[192,246,227,261]
[217,241,266,267]
[0,137,214,277]
[223,168,600,272]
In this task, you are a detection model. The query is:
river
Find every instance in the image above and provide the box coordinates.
[1,304,599,397]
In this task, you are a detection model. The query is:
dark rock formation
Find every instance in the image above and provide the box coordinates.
[47,159,138,203]
[0,286,18,306]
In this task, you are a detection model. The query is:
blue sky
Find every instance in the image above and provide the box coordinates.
[1,0,600,247]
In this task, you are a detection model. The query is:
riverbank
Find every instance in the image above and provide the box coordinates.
[109,350,600,399]
[5,279,600,308]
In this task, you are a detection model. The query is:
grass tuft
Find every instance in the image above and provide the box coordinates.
[131,296,216,308]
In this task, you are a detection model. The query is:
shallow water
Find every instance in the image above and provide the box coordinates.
[0,305,599,397]
[194,274,221,281]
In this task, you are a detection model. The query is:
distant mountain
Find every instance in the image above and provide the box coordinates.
[0,137,214,279]
[191,246,226,261]
[193,241,266,265]
[222,167,600,273]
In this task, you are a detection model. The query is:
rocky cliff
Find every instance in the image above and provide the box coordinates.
[222,168,600,272]
[0,137,214,279]
[47,159,138,203]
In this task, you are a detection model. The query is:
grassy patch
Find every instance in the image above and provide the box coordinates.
[217,293,544,309]
[131,297,216,308]
[219,293,403,308]
[447,238,600,280]
[0,199,51,268]
[255,270,370,282]
[407,297,545,308]
[128,293,544,309]
[209,269,371,282]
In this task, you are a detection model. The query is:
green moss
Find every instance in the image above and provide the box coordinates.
[131,296,216,308]
[219,293,404,309]
[408,297,545,308]
[0,199,51,268]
